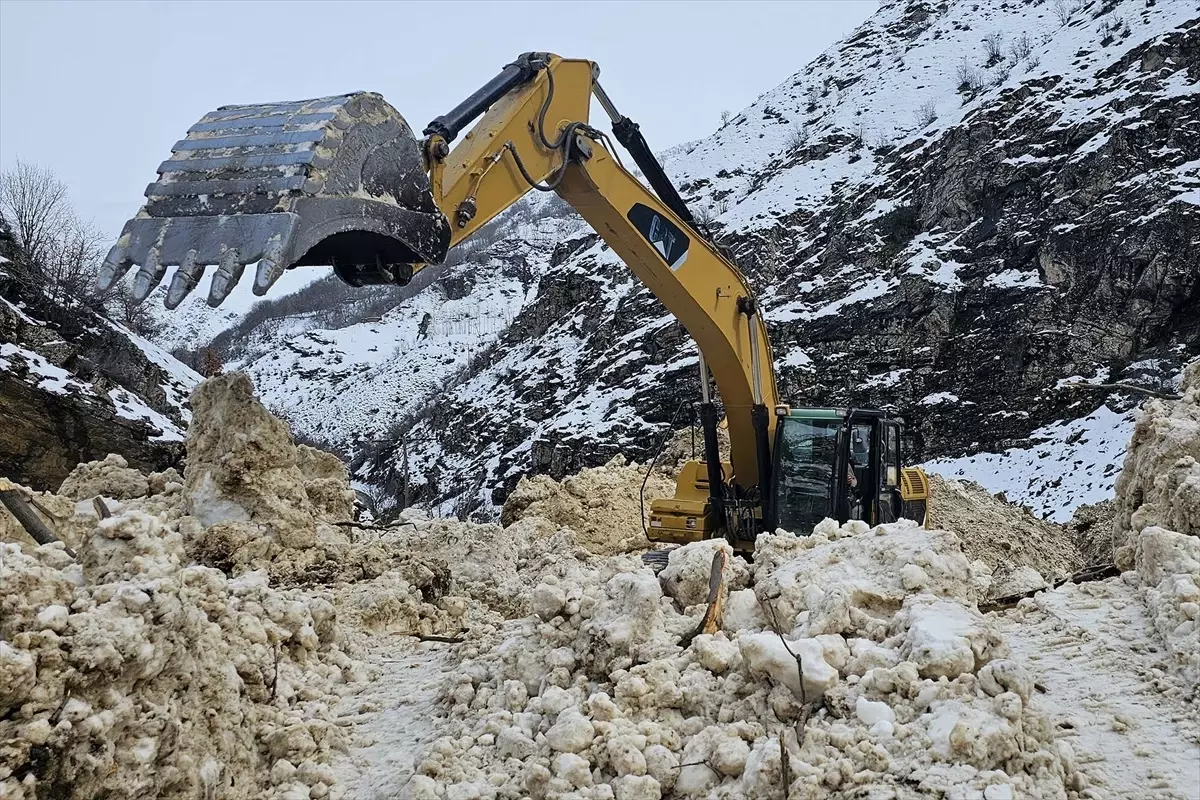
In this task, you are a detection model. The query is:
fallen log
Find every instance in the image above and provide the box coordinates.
[0,488,75,558]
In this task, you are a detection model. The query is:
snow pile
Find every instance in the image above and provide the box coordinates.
[403,520,1079,799]
[0,519,357,799]
[379,510,592,620]
[1111,360,1200,689]
[0,460,183,552]
[925,474,1081,596]
[1113,361,1200,544]
[58,453,152,501]
[501,456,676,556]
[176,372,416,586]
[0,372,474,799]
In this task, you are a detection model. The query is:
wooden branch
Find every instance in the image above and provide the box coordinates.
[0,489,74,557]
[400,633,465,643]
[679,551,727,647]
[1060,381,1180,401]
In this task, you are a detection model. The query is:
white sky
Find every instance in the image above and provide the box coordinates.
[0,0,875,239]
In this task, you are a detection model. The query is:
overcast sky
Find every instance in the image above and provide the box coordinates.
[0,0,876,239]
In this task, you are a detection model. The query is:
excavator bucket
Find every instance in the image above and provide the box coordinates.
[98,92,451,308]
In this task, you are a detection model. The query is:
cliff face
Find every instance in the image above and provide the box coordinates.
[0,235,199,490]
[180,0,1198,521]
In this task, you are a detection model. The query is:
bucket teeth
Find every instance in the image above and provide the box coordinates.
[207,249,244,308]
[253,244,287,296]
[99,91,452,309]
[97,244,133,292]
[131,248,166,303]
[164,250,203,310]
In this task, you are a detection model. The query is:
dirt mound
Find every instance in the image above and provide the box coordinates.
[926,473,1081,595]
[654,424,731,477]
[501,456,675,555]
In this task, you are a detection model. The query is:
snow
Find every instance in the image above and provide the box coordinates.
[147,263,331,352]
[107,388,185,442]
[995,581,1200,799]
[0,343,88,395]
[921,391,960,406]
[986,268,1046,289]
[925,403,1136,522]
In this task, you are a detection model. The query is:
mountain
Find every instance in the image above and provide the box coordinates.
[0,224,199,490]
[184,0,1199,520]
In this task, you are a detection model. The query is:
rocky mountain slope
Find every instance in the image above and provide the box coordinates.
[183,0,1199,520]
[0,227,199,490]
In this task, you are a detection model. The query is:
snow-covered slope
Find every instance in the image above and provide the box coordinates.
[0,240,201,488]
[228,202,583,451]
[148,266,330,353]
[192,0,1199,520]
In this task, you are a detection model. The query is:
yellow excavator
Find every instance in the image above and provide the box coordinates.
[98,52,929,548]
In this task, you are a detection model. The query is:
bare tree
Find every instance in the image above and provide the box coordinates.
[0,161,69,271]
[0,160,108,304]
[110,283,165,337]
[1053,0,1072,26]
[198,348,224,377]
[984,32,1005,66]
[720,110,732,127]
[915,99,938,127]
[785,122,810,152]
[43,215,107,304]
[1009,32,1034,63]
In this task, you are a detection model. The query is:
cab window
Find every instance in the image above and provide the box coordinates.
[884,424,900,487]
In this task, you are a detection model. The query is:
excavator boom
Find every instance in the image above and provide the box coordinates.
[102,52,782,542]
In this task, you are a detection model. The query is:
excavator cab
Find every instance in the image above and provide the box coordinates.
[772,407,928,533]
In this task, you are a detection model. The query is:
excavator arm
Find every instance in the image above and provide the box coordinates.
[99,52,779,542]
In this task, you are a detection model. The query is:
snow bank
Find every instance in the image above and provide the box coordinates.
[1112,360,1200,688]
[1114,361,1200,543]
[501,456,675,556]
[0,373,466,799]
[405,520,1079,799]
[0,517,356,799]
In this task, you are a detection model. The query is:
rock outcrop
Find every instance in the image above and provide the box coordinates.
[0,233,198,490]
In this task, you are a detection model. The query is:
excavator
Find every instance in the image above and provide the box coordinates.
[97,52,929,549]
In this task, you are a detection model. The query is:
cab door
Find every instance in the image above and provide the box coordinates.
[876,421,902,523]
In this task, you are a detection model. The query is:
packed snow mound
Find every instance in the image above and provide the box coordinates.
[1113,360,1200,543]
[501,455,675,555]
[0,519,356,800]
[185,372,356,531]
[405,520,1081,799]
[1110,359,1200,691]
[926,474,1081,595]
[172,372,420,585]
[380,509,594,619]
[58,453,151,501]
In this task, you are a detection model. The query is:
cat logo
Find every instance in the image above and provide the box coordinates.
[627,203,690,270]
